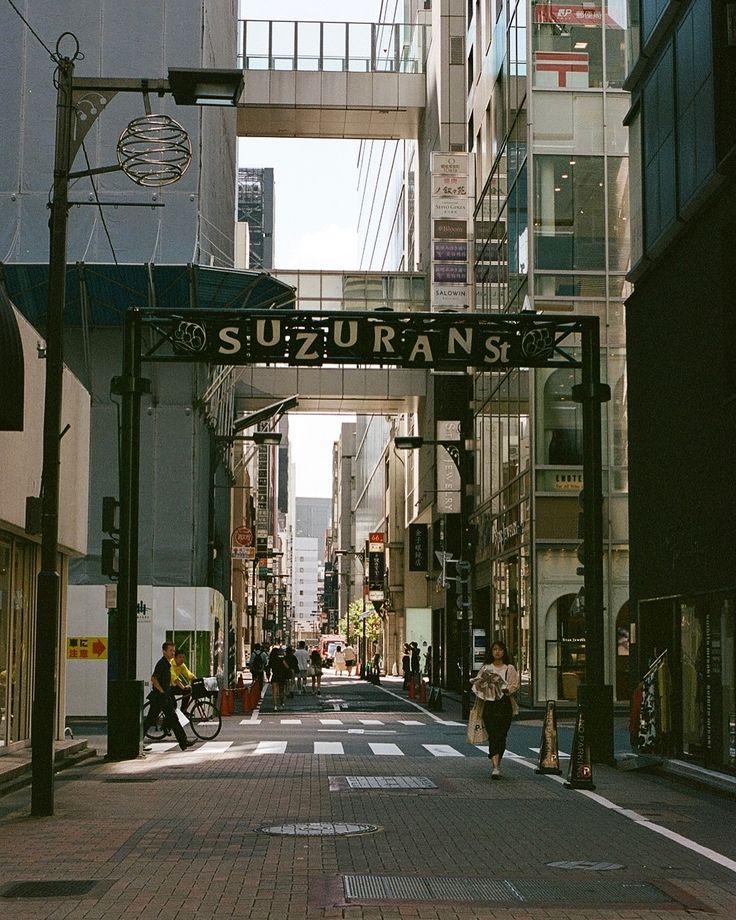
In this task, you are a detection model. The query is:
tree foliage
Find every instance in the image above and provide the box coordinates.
[339,600,382,647]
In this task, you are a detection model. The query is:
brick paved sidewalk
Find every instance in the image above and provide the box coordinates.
[1,680,735,919]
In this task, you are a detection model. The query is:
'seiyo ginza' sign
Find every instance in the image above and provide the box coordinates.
[165,310,562,370]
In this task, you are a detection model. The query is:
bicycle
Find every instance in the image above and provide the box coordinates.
[143,677,222,742]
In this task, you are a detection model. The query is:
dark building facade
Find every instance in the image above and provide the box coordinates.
[237,167,275,270]
[625,0,736,771]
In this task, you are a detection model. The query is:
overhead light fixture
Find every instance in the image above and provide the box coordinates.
[250,431,282,446]
[394,436,424,450]
[167,68,244,106]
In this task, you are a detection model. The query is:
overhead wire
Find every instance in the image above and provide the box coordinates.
[81,139,119,265]
[4,0,55,58]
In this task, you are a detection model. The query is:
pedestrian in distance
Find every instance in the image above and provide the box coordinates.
[343,643,357,676]
[333,645,346,676]
[248,643,268,691]
[284,645,299,698]
[268,646,290,711]
[402,644,411,689]
[309,647,323,694]
[471,640,520,779]
[410,641,421,681]
[294,641,310,695]
[144,641,193,750]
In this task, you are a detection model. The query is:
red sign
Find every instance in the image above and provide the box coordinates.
[232,526,253,547]
[533,5,621,27]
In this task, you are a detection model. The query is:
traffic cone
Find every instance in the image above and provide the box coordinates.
[220,689,233,717]
[418,680,427,704]
[564,703,596,789]
[237,672,244,689]
[535,700,562,775]
[408,678,416,699]
[433,688,443,712]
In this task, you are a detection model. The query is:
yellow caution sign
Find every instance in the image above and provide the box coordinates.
[66,636,108,660]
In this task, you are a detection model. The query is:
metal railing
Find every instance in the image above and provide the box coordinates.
[238,20,429,74]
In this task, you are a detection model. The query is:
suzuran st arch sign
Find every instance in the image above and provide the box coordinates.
[145,308,592,369]
[111,307,612,763]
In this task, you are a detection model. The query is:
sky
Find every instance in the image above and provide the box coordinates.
[239,2,385,495]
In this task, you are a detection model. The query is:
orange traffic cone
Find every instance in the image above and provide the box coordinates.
[219,689,233,716]
[535,700,562,775]
[408,678,416,699]
[418,680,427,704]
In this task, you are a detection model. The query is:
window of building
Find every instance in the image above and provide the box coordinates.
[642,43,677,249]
[534,155,606,271]
[536,367,583,466]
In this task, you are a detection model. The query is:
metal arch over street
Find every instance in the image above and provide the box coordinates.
[111,305,613,763]
[136,307,589,371]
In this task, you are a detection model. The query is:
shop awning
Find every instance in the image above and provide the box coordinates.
[0,262,296,332]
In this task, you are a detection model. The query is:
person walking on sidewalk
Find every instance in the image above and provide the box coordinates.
[471,640,519,780]
[309,647,323,694]
[269,646,290,711]
[248,643,268,691]
[333,645,346,676]
[402,644,411,688]
[294,641,310,695]
[343,644,357,676]
[145,641,193,750]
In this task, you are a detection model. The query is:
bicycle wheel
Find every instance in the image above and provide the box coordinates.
[188,698,222,740]
[143,700,166,741]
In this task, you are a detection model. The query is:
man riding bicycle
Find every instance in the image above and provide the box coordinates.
[170,648,196,714]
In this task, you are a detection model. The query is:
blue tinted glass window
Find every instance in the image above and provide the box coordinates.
[642,43,677,247]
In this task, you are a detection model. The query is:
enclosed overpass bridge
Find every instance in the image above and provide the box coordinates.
[236,18,428,139]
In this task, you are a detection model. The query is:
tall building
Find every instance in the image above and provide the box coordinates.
[295,497,332,541]
[236,167,275,269]
[625,0,736,770]
[0,1,292,732]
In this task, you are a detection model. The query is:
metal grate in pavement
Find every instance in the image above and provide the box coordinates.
[343,875,673,905]
[346,776,437,789]
[104,777,157,783]
[1,880,115,899]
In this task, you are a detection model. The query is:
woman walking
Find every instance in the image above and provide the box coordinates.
[309,647,323,694]
[471,640,519,779]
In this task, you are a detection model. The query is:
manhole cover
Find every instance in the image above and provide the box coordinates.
[260,822,379,837]
[547,861,624,871]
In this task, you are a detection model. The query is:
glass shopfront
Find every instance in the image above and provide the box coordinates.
[0,535,37,749]
[639,590,736,772]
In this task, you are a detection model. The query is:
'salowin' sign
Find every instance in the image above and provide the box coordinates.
[164,310,563,370]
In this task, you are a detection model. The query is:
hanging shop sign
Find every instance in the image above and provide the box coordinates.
[368,532,385,601]
[408,523,429,571]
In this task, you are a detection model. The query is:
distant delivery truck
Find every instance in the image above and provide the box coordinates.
[319,634,347,668]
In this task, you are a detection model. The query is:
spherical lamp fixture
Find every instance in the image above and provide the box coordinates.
[116,113,192,187]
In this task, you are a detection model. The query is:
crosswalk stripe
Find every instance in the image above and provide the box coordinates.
[146,742,178,752]
[529,746,570,758]
[239,719,262,725]
[368,743,404,756]
[320,719,343,725]
[253,741,288,755]
[359,719,383,724]
[196,741,233,754]
[423,744,464,757]
[314,741,344,754]
[281,719,302,725]
[398,720,424,726]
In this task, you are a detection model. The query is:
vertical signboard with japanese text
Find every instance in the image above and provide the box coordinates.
[367,532,385,605]
[431,153,471,312]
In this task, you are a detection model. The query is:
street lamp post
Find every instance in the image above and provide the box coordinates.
[32,38,243,814]
[335,547,365,665]
[394,435,473,718]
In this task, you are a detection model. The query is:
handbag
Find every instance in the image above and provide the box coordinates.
[467,698,488,744]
